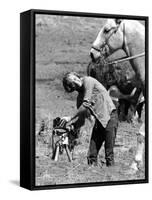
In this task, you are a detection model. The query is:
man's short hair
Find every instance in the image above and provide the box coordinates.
[62,72,81,92]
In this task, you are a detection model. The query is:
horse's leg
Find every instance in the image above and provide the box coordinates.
[130,122,145,171]
[136,102,144,123]
[118,100,126,121]
[130,87,145,171]
[135,122,145,163]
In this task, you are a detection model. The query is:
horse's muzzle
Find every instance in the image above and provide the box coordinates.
[90,49,100,62]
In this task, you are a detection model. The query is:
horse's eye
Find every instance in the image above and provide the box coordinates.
[104,28,110,34]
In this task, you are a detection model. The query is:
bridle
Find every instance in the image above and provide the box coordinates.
[91,22,145,64]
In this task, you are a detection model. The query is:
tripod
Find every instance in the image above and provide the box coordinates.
[52,130,73,162]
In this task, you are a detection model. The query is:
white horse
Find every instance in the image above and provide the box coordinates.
[90,19,146,172]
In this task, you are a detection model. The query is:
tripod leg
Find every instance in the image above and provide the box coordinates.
[65,145,72,162]
[54,145,59,161]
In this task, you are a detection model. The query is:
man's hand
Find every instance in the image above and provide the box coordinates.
[65,125,74,132]
[61,116,71,122]
[59,116,72,128]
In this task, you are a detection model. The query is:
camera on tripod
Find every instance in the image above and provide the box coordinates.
[52,117,78,162]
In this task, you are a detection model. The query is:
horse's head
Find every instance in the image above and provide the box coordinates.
[90,19,124,62]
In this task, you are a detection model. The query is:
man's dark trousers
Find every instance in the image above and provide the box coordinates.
[87,110,118,166]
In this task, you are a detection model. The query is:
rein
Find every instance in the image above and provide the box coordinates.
[107,52,145,65]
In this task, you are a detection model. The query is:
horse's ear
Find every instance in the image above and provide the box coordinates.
[115,19,122,25]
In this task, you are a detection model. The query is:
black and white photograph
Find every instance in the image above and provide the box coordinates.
[34,11,148,187]
[1,0,152,198]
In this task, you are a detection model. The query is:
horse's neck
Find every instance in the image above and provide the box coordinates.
[124,21,145,57]
[123,21,145,86]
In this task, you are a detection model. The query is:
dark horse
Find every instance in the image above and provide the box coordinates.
[87,54,143,122]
